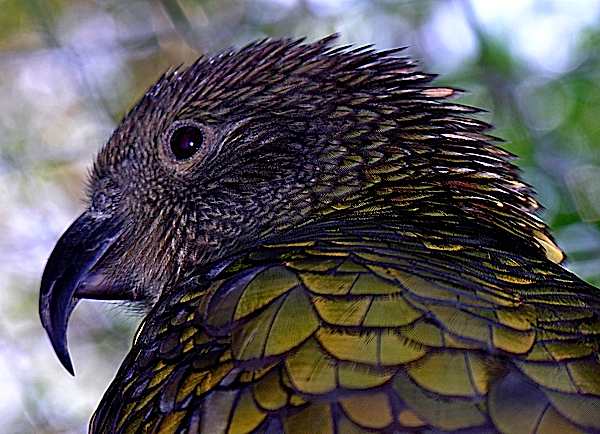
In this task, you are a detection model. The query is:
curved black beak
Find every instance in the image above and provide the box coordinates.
[39,212,125,375]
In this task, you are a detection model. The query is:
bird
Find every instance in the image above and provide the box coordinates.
[39,35,600,433]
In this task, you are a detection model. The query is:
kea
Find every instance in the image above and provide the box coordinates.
[40,36,600,433]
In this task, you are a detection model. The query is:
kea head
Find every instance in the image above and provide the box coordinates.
[40,36,560,374]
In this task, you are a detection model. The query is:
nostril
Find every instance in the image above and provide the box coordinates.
[90,192,109,215]
[89,178,119,218]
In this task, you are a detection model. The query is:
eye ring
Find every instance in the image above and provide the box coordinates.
[167,121,205,161]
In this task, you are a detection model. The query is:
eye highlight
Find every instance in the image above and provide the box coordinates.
[169,125,204,161]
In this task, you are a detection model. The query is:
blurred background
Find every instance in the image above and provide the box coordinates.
[2,0,600,432]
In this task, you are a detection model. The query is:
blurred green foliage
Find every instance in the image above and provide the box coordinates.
[1,0,600,432]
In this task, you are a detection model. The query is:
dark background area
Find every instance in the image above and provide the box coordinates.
[1,0,600,432]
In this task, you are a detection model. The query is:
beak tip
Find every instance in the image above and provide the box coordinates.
[41,319,76,376]
[40,288,76,375]
[63,358,76,377]
[56,350,75,376]
[53,336,75,376]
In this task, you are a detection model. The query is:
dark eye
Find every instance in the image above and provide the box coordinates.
[169,125,204,160]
